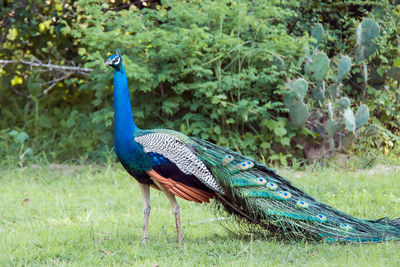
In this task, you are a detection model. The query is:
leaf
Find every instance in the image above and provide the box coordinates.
[273,127,287,137]
[280,137,291,146]
[16,132,29,143]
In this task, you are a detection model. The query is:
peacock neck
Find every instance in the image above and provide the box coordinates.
[113,64,138,155]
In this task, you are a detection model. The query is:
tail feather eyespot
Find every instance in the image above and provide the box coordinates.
[222,154,235,165]
[296,200,309,208]
[256,177,267,185]
[317,214,327,222]
[340,223,353,231]
[279,191,292,199]
[267,182,278,190]
[238,161,254,170]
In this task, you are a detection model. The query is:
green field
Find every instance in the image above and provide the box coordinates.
[0,164,399,266]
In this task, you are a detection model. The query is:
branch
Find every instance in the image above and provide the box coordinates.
[38,73,72,97]
[0,59,93,75]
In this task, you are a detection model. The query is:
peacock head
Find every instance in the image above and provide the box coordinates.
[105,49,123,70]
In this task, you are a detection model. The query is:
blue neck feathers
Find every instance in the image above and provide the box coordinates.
[113,63,138,158]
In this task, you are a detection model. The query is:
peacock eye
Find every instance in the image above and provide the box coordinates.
[340,223,352,231]
[267,182,278,190]
[279,191,292,199]
[256,177,266,185]
[296,200,309,208]
[317,214,327,222]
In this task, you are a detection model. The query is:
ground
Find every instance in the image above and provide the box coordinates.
[0,164,399,266]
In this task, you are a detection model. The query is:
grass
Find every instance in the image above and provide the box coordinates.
[0,164,399,266]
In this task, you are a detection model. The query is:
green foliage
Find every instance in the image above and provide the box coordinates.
[70,0,308,163]
[1,0,400,165]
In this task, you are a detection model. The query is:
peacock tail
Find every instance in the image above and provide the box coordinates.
[190,137,400,243]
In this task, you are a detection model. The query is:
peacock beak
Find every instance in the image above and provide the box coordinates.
[105,59,112,66]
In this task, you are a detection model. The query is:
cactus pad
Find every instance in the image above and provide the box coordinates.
[357,18,380,46]
[289,100,309,127]
[337,56,352,82]
[344,108,356,132]
[272,55,285,72]
[363,124,378,136]
[388,67,400,82]
[326,83,342,99]
[355,104,369,128]
[293,78,308,101]
[326,119,340,137]
[338,97,351,112]
[307,53,330,81]
[311,23,324,46]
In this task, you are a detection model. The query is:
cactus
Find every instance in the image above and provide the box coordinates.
[284,78,309,127]
[356,18,380,60]
[311,23,324,47]
[312,88,325,105]
[289,101,309,127]
[357,18,380,46]
[293,78,308,101]
[343,108,356,132]
[338,97,350,112]
[272,55,285,72]
[363,124,378,136]
[326,83,342,99]
[285,19,376,156]
[355,104,369,128]
[388,67,400,82]
[337,56,352,82]
[326,119,340,138]
[307,52,330,81]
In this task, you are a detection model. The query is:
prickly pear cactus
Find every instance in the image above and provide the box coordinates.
[311,23,324,47]
[356,18,380,60]
[307,52,330,82]
[284,19,377,155]
[343,108,356,132]
[355,104,369,128]
[284,78,309,127]
[337,56,352,82]
[338,97,351,112]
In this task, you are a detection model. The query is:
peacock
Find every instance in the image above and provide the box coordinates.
[105,49,400,244]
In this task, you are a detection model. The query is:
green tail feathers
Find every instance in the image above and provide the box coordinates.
[191,137,400,243]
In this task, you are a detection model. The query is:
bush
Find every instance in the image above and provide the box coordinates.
[1,0,399,165]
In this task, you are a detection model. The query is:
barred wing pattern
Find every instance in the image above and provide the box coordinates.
[134,131,224,194]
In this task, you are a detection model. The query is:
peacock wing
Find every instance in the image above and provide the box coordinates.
[134,129,223,200]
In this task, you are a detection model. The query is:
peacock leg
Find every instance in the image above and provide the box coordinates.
[151,180,182,244]
[138,183,151,243]
[165,191,182,244]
